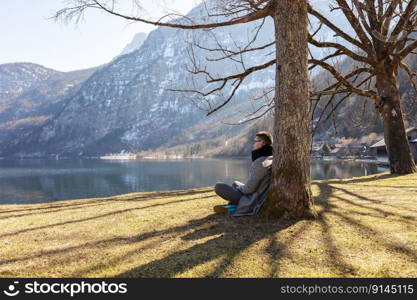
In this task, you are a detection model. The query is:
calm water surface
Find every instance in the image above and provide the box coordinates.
[0,158,388,204]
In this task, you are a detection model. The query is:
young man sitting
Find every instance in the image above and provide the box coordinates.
[214,131,273,216]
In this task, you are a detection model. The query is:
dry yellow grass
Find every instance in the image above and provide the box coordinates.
[0,172,416,278]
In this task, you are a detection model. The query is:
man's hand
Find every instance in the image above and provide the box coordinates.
[232,181,244,189]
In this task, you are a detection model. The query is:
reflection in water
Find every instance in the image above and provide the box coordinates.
[310,160,385,180]
[0,158,388,205]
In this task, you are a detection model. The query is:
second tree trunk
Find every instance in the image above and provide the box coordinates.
[376,70,417,174]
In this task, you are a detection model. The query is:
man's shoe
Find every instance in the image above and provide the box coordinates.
[213,205,228,214]
[227,205,237,214]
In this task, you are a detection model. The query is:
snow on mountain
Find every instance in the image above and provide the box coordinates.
[0,63,97,156]
[1,0,357,157]
[118,32,148,57]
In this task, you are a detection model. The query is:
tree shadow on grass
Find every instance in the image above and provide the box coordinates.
[0,195,215,239]
[322,173,398,185]
[312,177,417,275]
[113,214,300,277]
[2,175,416,277]
[331,185,417,215]
[0,188,213,215]
[74,175,417,278]
[29,213,305,278]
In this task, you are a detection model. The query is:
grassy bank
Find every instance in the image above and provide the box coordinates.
[0,173,416,277]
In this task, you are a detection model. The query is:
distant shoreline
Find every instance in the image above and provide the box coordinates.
[0,155,385,163]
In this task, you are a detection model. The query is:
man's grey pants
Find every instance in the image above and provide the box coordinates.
[214,182,243,205]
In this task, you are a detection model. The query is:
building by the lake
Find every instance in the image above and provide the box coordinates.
[370,127,417,164]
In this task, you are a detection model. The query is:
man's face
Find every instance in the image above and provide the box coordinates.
[252,137,266,150]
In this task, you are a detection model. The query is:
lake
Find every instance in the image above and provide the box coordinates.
[0,158,388,204]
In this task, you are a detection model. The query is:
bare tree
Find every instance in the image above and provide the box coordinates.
[309,0,417,174]
[54,0,315,218]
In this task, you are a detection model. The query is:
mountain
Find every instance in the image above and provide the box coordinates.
[0,63,97,155]
[118,32,148,57]
[3,2,277,158]
[1,1,415,158]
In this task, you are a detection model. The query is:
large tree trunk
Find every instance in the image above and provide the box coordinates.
[376,67,417,174]
[263,0,314,218]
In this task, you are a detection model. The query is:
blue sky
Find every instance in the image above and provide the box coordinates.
[0,0,201,71]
